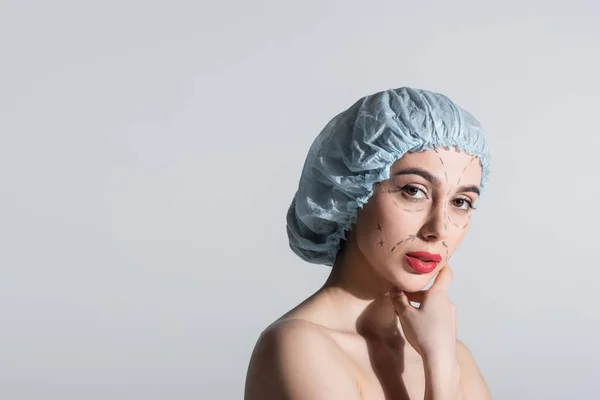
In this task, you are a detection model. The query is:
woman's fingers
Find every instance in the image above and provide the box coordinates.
[388,267,458,359]
[430,265,453,293]
[390,265,454,309]
[389,287,413,313]
[403,290,426,304]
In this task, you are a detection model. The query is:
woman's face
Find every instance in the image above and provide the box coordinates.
[352,147,482,292]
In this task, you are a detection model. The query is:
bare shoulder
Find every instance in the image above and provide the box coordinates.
[456,339,492,400]
[244,319,362,400]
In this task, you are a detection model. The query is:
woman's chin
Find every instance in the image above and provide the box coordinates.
[389,270,434,292]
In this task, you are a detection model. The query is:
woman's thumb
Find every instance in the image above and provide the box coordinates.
[389,287,412,314]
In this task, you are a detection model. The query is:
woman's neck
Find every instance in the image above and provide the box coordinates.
[315,243,402,342]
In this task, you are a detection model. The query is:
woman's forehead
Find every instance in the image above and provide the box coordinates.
[389,148,482,183]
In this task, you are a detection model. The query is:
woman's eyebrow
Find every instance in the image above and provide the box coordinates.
[457,185,481,196]
[394,168,441,186]
[394,168,481,195]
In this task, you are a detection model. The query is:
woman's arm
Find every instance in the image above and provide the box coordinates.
[424,355,462,400]
[457,340,492,399]
[422,341,491,400]
[244,319,363,400]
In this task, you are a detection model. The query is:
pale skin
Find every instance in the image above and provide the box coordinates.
[245,147,492,400]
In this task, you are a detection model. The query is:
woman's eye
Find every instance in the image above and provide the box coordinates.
[400,185,426,199]
[452,198,473,210]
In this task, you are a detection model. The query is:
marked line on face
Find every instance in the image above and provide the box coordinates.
[463,214,471,229]
[378,238,385,247]
[391,235,414,250]
[377,223,382,232]
[392,239,405,252]
[436,153,450,185]
[443,207,448,231]
[442,241,449,259]
[457,156,478,185]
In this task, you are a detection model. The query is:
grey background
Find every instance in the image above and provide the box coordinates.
[1,0,599,399]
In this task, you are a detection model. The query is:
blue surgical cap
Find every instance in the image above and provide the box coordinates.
[286,87,490,266]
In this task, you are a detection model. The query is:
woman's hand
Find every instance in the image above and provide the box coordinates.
[390,266,462,399]
[389,265,457,362]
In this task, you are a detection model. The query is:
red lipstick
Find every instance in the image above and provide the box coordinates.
[404,251,442,274]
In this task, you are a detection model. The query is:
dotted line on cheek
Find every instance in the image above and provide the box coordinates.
[391,234,416,253]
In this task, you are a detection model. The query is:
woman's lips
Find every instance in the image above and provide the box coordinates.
[405,251,442,262]
[404,251,442,274]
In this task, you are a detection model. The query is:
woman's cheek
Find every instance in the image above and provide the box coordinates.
[375,216,422,258]
[443,237,462,262]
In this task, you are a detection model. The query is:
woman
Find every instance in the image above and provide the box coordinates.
[245,87,492,399]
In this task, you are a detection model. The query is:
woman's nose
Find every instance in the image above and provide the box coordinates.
[418,202,448,242]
